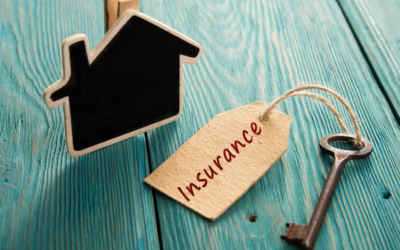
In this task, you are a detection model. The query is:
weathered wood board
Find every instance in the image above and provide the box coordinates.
[143,0,400,249]
[2,0,400,249]
[337,0,400,123]
[0,0,159,249]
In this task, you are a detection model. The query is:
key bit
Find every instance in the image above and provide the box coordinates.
[281,222,310,244]
[281,133,373,250]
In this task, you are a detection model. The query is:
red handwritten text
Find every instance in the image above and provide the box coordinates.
[178,122,262,201]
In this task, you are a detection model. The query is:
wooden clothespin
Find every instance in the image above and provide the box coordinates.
[104,0,140,33]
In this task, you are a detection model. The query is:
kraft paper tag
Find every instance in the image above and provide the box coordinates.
[144,102,291,221]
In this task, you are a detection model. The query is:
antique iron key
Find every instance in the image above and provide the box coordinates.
[281,133,373,250]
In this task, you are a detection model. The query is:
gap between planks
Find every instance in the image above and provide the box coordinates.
[335,0,400,125]
[145,131,164,250]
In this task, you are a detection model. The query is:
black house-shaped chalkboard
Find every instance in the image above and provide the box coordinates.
[43,10,202,156]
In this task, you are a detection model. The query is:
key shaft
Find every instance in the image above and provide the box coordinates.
[281,133,373,250]
[302,155,349,249]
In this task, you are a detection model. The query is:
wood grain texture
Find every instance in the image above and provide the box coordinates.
[337,0,400,123]
[0,0,159,249]
[143,0,400,249]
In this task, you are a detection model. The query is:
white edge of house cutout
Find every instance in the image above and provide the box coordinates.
[43,9,203,157]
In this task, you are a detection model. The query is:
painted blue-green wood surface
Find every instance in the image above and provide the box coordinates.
[337,0,400,123]
[1,0,400,249]
[143,0,400,249]
[0,0,159,249]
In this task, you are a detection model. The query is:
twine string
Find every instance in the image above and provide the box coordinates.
[260,85,361,147]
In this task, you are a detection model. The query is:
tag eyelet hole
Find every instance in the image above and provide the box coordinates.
[258,115,267,123]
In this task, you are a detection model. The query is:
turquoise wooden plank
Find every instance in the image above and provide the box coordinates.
[337,0,400,122]
[143,0,400,249]
[0,0,159,249]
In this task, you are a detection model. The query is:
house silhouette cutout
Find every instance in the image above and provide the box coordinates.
[43,10,202,157]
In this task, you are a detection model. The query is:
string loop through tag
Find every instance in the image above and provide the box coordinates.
[260,85,362,147]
